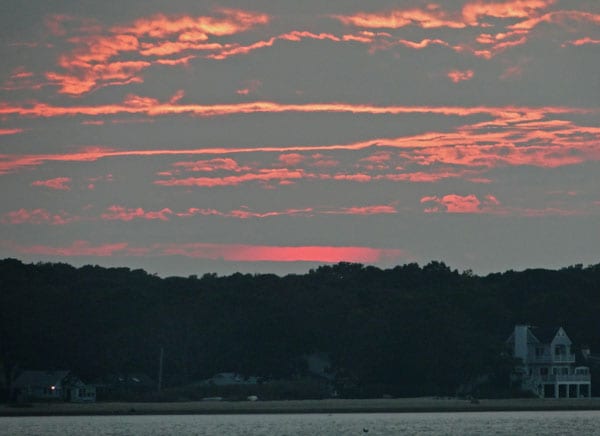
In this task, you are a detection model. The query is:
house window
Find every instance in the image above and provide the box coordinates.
[555,346,564,355]
[535,347,545,356]
[540,367,548,375]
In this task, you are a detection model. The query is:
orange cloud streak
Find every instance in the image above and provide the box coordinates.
[334,0,556,29]
[1,104,597,177]
[462,0,555,26]
[562,37,600,47]
[113,9,269,39]
[332,7,466,29]
[324,205,397,215]
[155,168,308,187]
[45,9,270,95]
[0,128,24,135]
[4,96,592,119]
[509,10,600,30]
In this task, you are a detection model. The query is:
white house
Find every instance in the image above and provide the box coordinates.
[506,325,591,398]
[12,370,96,403]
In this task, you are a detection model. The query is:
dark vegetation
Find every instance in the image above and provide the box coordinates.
[1,258,600,400]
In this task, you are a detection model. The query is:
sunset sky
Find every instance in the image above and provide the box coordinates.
[1,0,598,276]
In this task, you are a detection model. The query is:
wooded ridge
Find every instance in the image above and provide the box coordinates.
[1,259,599,399]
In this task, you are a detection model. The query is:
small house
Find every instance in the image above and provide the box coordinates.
[12,370,96,403]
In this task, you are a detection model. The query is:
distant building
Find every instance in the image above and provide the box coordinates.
[304,352,335,381]
[506,325,591,398]
[199,372,259,386]
[12,370,96,402]
[94,373,156,400]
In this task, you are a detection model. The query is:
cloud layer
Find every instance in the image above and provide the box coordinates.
[1,1,598,275]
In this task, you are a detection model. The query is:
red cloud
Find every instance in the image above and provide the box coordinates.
[236,79,262,96]
[331,1,584,59]
[155,168,308,187]
[332,6,466,29]
[95,204,400,222]
[278,153,306,166]
[114,9,269,39]
[447,69,474,83]
[421,193,593,217]
[172,158,249,172]
[333,1,555,29]
[359,152,393,171]
[510,10,600,30]
[462,0,555,26]
[500,65,524,80]
[331,174,372,182]
[155,55,196,66]
[1,67,45,92]
[421,194,501,214]
[562,37,600,47]
[0,128,24,135]
[325,205,397,215]
[1,104,597,178]
[101,206,173,222]
[219,207,313,219]
[168,90,185,104]
[310,156,339,168]
[1,208,76,225]
[6,97,574,119]
[31,177,71,190]
[44,9,270,95]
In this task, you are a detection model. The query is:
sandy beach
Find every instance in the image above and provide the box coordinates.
[2,398,600,416]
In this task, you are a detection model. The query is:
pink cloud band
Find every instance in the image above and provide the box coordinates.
[6,240,407,263]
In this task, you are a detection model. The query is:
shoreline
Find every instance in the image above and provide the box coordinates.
[3,398,600,417]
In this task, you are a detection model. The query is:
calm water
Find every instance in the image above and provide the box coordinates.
[2,411,600,435]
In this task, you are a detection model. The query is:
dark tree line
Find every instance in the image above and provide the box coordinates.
[1,258,600,398]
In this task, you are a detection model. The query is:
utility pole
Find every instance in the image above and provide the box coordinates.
[158,347,164,393]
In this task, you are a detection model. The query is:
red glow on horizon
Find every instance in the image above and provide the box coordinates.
[8,240,408,264]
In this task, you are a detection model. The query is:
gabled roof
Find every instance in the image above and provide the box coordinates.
[12,370,70,389]
[506,327,539,344]
[530,326,561,343]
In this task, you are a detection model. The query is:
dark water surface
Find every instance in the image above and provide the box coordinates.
[2,411,600,435]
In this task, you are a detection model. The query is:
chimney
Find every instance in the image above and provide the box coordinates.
[581,346,591,361]
[514,325,529,361]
